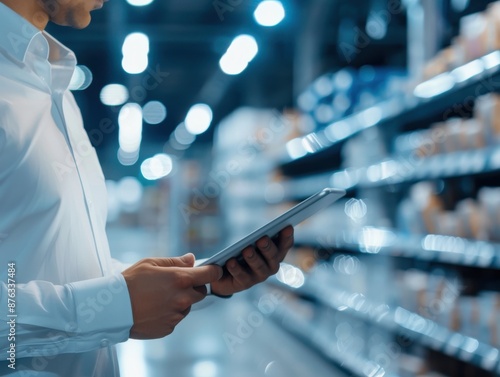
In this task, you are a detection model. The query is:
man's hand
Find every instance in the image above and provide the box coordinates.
[122,254,223,339]
[210,226,294,297]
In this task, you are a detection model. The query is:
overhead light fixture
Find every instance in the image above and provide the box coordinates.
[219,35,258,75]
[100,84,129,106]
[118,103,143,154]
[122,33,149,74]
[185,103,213,135]
[122,55,149,75]
[126,0,154,6]
[122,33,149,56]
[117,148,139,166]
[142,101,167,124]
[173,122,196,146]
[254,0,285,27]
[141,154,173,180]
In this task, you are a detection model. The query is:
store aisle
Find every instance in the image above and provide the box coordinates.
[116,292,347,377]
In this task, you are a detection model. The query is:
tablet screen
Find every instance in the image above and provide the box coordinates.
[196,188,346,266]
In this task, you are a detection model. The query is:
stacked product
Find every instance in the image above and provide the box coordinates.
[422,1,500,80]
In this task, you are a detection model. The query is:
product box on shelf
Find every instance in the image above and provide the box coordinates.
[460,11,491,62]
[476,93,500,145]
[422,1,500,82]
[397,182,500,242]
[478,187,500,242]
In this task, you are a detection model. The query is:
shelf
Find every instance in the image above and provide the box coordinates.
[265,278,500,374]
[253,286,401,377]
[280,51,500,176]
[295,228,500,269]
[281,145,500,198]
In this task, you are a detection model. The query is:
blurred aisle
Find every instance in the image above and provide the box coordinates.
[116,293,347,377]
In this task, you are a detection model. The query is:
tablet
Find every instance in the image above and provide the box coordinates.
[196,188,346,267]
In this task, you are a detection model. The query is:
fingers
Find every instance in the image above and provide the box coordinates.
[226,257,253,286]
[280,225,294,240]
[242,246,271,280]
[189,264,223,286]
[254,227,293,272]
[193,284,208,295]
[185,287,207,306]
[153,253,196,268]
[229,226,295,282]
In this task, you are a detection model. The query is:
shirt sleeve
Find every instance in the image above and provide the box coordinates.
[110,258,133,274]
[0,274,133,358]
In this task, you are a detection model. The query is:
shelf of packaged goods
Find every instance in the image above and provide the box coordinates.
[252,286,400,377]
[280,52,500,177]
[281,145,500,199]
[295,228,500,270]
[264,278,500,374]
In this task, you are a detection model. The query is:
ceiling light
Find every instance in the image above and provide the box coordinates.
[226,35,258,62]
[219,54,248,76]
[122,55,149,75]
[122,33,149,74]
[142,101,167,124]
[126,0,154,6]
[141,154,173,180]
[254,1,285,27]
[219,35,258,75]
[100,84,129,106]
[117,148,139,166]
[185,104,213,135]
[118,103,143,153]
[173,123,196,145]
[122,33,150,56]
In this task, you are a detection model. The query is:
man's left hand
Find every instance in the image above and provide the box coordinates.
[210,226,294,297]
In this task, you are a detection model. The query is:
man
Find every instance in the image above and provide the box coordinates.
[0,0,295,375]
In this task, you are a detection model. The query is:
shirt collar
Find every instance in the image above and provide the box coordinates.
[0,2,44,62]
[0,2,77,91]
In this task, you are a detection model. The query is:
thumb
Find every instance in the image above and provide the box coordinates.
[179,253,196,267]
[153,253,195,268]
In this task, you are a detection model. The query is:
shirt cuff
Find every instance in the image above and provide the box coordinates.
[68,274,133,345]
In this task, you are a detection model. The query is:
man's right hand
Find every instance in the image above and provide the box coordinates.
[121,254,223,339]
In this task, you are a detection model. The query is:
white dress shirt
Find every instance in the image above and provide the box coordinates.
[0,4,134,376]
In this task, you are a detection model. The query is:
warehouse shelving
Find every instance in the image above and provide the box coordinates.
[260,278,500,375]
[295,228,500,269]
[281,145,500,199]
[252,283,401,377]
[262,49,500,376]
[280,51,500,176]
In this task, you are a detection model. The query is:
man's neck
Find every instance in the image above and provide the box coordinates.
[0,0,49,30]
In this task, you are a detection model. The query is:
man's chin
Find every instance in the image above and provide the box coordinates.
[51,12,92,29]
